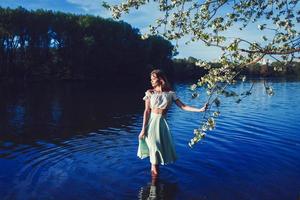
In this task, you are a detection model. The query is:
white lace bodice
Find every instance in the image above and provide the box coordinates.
[143,90,178,109]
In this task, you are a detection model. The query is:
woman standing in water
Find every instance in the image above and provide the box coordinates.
[137,69,208,177]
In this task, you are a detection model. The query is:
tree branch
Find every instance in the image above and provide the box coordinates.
[240,48,300,55]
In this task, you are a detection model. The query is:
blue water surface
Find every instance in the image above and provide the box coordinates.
[0,79,299,200]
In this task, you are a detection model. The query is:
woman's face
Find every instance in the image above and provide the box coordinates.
[151,73,160,87]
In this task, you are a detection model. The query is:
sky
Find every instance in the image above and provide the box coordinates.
[0,0,278,61]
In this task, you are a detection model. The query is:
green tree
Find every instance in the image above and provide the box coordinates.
[0,7,175,82]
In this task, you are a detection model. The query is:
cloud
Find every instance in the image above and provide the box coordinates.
[0,0,86,14]
[66,0,162,31]
[66,0,104,13]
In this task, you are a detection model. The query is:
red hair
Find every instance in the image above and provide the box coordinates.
[150,69,171,91]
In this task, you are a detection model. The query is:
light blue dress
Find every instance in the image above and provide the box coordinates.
[137,90,178,165]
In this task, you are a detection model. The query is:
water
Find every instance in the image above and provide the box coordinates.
[0,80,299,200]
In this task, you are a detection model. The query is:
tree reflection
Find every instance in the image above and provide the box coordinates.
[0,82,142,144]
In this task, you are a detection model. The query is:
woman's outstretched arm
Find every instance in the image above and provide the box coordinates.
[139,99,151,139]
[175,99,208,112]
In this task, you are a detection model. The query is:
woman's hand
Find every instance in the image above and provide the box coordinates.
[138,130,146,140]
[200,103,209,112]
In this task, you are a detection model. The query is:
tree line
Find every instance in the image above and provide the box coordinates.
[173,57,300,80]
[0,7,174,83]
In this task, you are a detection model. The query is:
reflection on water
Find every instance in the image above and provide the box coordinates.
[0,79,300,200]
[0,82,143,143]
[138,177,179,200]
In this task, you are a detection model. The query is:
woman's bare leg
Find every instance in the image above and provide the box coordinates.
[151,164,159,176]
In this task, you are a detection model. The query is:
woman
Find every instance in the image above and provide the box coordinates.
[137,69,208,177]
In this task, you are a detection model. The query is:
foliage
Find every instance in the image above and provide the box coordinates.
[173,58,300,77]
[104,0,300,146]
[0,6,174,82]
[172,57,207,79]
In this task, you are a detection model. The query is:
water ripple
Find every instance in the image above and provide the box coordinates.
[1,80,300,200]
